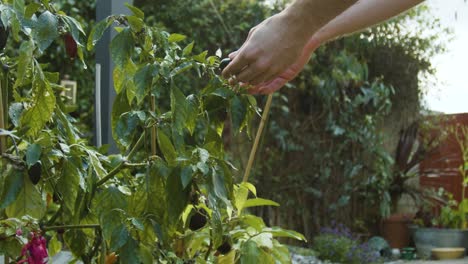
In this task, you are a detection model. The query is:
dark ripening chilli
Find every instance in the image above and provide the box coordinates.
[188,209,208,231]
[28,162,42,185]
[63,33,78,59]
[219,58,231,71]
[216,240,232,255]
[0,18,9,50]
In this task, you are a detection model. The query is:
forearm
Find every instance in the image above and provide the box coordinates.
[313,0,424,43]
[281,0,358,38]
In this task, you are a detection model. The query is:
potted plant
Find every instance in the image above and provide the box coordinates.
[381,120,443,249]
[412,192,468,259]
[411,125,468,259]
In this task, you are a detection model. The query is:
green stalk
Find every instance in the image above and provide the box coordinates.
[0,78,5,153]
[96,131,146,186]
[43,224,100,231]
[150,95,157,156]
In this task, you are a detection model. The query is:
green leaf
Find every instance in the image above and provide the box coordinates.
[119,238,141,264]
[211,167,228,201]
[87,18,113,50]
[243,198,279,208]
[33,11,59,52]
[193,51,208,63]
[183,42,194,56]
[5,177,46,219]
[146,161,169,223]
[115,111,145,148]
[251,232,273,249]
[26,143,42,167]
[25,3,41,18]
[186,95,198,135]
[134,64,158,104]
[157,130,177,166]
[180,166,193,189]
[20,77,56,137]
[168,33,186,43]
[241,215,265,232]
[234,184,249,213]
[170,61,193,77]
[96,186,127,211]
[13,0,25,15]
[110,224,129,251]
[171,85,189,135]
[86,149,108,178]
[126,15,144,32]
[166,169,189,225]
[9,103,24,127]
[112,91,131,150]
[64,229,88,257]
[271,240,292,264]
[0,169,25,210]
[263,226,307,241]
[57,159,83,213]
[61,15,85,46]
[125,3,145,19]
[110,27,135,66]
[264,227,306,241]
[241,182,257,196]
[14,40,34,88]
[48,234,62,257]
[240,240,261,264]
[230,96,247,134]
[131,218,145,231]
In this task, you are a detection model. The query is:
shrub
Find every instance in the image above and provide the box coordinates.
[312,224,382,264]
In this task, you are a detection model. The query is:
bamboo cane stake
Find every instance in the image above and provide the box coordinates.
[242,94,273,183]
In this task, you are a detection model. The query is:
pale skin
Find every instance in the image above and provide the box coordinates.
[222,0,425,94]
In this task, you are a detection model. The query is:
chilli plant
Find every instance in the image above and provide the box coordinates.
[0,1,304,263]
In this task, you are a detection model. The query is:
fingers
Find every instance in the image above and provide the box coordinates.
[222,26,258,78]
[228,51,238,59]
[248,77,288,94]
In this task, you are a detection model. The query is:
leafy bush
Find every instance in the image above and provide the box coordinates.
[312,224,382,264]
[0,1,304,263]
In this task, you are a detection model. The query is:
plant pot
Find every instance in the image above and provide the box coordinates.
[381,214,413,249]
[412,227,468,259]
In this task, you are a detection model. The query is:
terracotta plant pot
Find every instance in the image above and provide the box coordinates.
[381,214,413,249]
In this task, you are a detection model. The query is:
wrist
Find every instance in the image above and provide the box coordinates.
[279,3,320,40]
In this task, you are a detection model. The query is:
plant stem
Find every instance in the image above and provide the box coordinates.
[150,95,157,156]
[205,232,213,260]
[242,94,273,183]
[0,79,5,153]
[96,132,146,186]
[43,224,100,231]
[47,205,64,226]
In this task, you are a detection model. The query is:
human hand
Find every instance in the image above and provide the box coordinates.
[221,13,312,86]
[246,36,322,94]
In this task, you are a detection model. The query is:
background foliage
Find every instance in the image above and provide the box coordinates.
[133,0,446,241]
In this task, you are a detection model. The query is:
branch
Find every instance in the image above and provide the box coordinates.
[96,132,146,186]
[43,224,100,231]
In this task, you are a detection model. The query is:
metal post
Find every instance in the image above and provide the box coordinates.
[94,0,133,152]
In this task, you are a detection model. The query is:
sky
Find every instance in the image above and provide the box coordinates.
[423,0,468,114]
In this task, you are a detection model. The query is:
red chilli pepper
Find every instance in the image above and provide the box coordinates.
[63,33,78,59]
